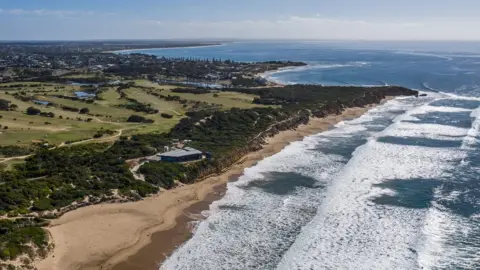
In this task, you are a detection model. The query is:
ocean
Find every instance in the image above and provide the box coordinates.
[120,41,480,269]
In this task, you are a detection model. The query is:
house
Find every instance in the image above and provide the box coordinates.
[33,100,50,106]
[159,147,203,163]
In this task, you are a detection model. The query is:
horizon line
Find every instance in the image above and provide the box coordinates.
[1,38,480,43]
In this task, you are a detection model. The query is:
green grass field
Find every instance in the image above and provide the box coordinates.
[124,87,186,114]
[0,81,80,93]
[164,89,261,109]
[60,73,99,79]
[0,79,271,148]
[97,88,123,106]
[0,108,120,146]
[132,79,266,109]
[0,82,184,146]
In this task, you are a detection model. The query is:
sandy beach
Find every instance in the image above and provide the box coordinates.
[35,104,379,270]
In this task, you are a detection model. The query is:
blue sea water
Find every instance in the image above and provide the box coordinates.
[121,42,480,270]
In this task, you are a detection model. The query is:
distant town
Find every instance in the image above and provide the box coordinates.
[0,40,305,87]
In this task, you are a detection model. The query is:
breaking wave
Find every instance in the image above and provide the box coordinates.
[161,93,480,270]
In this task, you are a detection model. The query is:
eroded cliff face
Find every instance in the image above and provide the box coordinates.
[189,87,418,182]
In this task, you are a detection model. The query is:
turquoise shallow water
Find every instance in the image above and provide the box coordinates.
[122,42,480,269]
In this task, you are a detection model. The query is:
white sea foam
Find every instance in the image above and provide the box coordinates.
[394,51,454,61]
[161,95,480,270]
[444,92,480,101]
[405,104,480,268]
[161,136,349,269]
[418,201,480,269]
[277,99,467,270]
[381,122,469,140]
[161,98,411,270]
[409,104,472,114]
[461,106,480,149]
[278,142,463,269]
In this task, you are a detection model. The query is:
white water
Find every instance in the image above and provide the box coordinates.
[161,94,480,270]
[277,128,464,270]
[161,97,424,269]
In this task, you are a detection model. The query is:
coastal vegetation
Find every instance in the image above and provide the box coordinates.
[0,146,32,158]
[139,162,186,189]
[0,218,51,263]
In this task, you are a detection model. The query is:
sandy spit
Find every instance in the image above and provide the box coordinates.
[35,105,377,270]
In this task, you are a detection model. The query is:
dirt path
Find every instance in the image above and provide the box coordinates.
[92,117,122,125]
[0,129,124,164]
[0,154,34,164]
[62,129,124,147]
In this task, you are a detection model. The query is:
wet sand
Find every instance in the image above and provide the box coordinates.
[110,184,228,270]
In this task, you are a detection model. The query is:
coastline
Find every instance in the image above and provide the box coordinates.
[34,102,385,270]
[256,65,309,86]
[108,43,225,54]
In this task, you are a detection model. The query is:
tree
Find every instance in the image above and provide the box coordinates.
[0,99,10,111]
[160,113,173,119]
[79,108,90,114]
[127,115,154,123]
[39,112,55,118]
[9,104,18,111]
[26,107,41,115]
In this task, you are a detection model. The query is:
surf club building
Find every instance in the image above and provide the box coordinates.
[158,147,203,162]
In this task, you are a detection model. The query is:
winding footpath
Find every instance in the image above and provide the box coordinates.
[0,129,124,164]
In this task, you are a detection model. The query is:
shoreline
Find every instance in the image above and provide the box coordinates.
[34,103,384,270]
[108,43,225,54]
[255,65,310,86]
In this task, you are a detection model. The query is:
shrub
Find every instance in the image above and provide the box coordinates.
[0,99,10,111]
[160,113,173,119]
[32,198,53,211]
[26,107,41,115]
[39,112,55,118]
[79,108,90,114]
[127,115,154,123]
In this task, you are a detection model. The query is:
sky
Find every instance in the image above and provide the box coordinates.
[1,0,480,40]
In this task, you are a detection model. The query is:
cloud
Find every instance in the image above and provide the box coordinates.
[1,13,479,40]
[141,16,430,40]
[0,8,105,18]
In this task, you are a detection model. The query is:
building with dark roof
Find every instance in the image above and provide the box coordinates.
[159,147,203,162]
